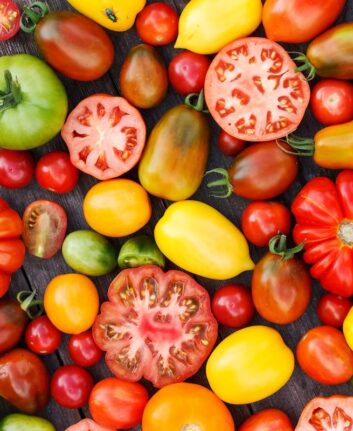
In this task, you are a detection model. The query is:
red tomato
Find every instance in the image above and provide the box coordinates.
[89,377,149,429]
[168,51,211,96]
[241,201,291,247]
[0,298,28,354]
[317,294,353,328]
[0,149,34,189]
[25,316,62,355]
[65,419,114,431]
[297,326,353,385]
[61,94,146,180]
[239,409,293,431]
[92,265,218,388]
[211,284,254,328]
[50,365,94,409]
[0,0,20,41]
[310,79,353,126]
[217,130,246,157]
[36,151,79,194]
[68,331,102,367]
[136,3,178,46]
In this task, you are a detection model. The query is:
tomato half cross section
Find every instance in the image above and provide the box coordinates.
[0,0,20,41]
[61,94,146,180]
[205,37,310,141]
[92,265,218,388]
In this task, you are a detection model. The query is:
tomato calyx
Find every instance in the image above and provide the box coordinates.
[269,234,304,260]
[20,1,49,33]
[204,168,233,198]
[184,90,209,114]
[278,135,314,157]
[0,71,22,113]
[338,221,353,246]
[105,8,117,23]
[291,52,316,81]
[16,289,43,319]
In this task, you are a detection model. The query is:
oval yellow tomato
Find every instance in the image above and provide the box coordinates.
[343,306,353,350]
[83,179,151,238]
[44,274,99,334]
[154,200,254,280]
[175,0,262,54]
[206,325,294,404]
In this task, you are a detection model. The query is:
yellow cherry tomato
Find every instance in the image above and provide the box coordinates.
[44,274,99,334]
[154,200,254,280]
[175,0,262,54]
[83,179,152,238]
[66,0,146,31]
[206,325,294,404]
[343,306,353,350]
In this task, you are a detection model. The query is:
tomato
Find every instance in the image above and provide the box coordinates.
[117,235,165,269]
[83,179,151,237]
[0,414,55,431]
[297,326,353,385]
[218,130,246,157]
[35,151,79,194]
[317,294,352,327]
[343,307,353,350]
[92,265,218,387]
[206,325,294,404]
[211,284,254,328]
[61,94,146,180]
[65,419,114,431]
[204,38,310,141]
[0,149,34,189]
[68,331,102,367]
[119,44,168,109]
[0,54,68,150]
[168,51,210,96]
[50,365,94,409]
[142,383,235,431]
[25,316,62,355]
[89,378,148,429]
[175,0,262,54]
[155,201,254,280]
[22,200,67,259]
[44,274,99,335]
[241,201,291,247]
[263,0,346,44]
[0,298,28,353]
[0,0,19,41]
[239,409,293,431]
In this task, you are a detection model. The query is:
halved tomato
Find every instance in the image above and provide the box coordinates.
[204,37,310,141]
[61,94,146,180]
[92,265,218,388]
[0,0,20,41]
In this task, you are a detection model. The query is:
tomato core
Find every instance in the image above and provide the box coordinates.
[338,221,353,246]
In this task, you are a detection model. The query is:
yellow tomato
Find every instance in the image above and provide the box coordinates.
[66,0,146,31]
[154,200,254,280]
[343,306,353,350]
[83,179,151,238]
[206,326,294,404]
[44,274,99,334]
[175,0,262,54]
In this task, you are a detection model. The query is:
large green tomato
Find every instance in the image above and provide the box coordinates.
[0,54,68,150]
[0,414,55,431]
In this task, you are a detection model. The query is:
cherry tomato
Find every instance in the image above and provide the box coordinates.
[311,79,353,126]
[168,51,211,96]
[68,331,102,367]
[211,284,254,328]
[136,3,178,46]
[317,294,353,328]
[239,409,293,431]
[35,151,79,194]
[50,365,94,409]
[25,316,62,355]
[241,201,292,247]
[0,149,34,189]
[0,0,20,41]
[218,130,246,157]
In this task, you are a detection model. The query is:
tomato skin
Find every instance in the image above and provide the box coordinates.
[0,299,28,354]
[317,294,352,327]
[117,235,165,269]
[0,149,34,189]
[239,409,293,431]
[0,414,55,431]
[68,331,102,367]
[218,131,246,157]
[25,316,62,355]
[65,419,114,431]
[0,0,20,41]
[343,307,353,350]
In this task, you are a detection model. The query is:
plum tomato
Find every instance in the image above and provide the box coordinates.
[239,409,293,431]
[0,0,20,41]
[218,130,246,157]
[0,149,34,189]
[317,294,352,327]
[68,331,102,367]
[25,315,62,355]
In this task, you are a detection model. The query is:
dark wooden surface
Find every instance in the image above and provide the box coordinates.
[1,0,353,430]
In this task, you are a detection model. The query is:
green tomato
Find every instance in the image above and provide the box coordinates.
[0,54,68,150]
[118,235,165,268]
[62,230,118,276]
[0,414,55,431]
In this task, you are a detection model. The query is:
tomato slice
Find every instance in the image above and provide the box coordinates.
[205,37,310,141]
[65,419,114,431]
[61,94,146,180]
[93,265,218,388]
[0,0,20,41]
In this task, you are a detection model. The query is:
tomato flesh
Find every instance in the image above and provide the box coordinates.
[0,0,19,41]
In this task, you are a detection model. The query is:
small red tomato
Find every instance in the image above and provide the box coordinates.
[136,3,178,46]
[0,0,20,41]
[68,331,102,367]
[51,365,94,409]
[317,294,353,327]
[0,149,34,189]
[168,51,211,96]
[311,79,353,126]
[35,151,79,193]
[241,201,292,247]
[217,130,247,157]
[211,284,254,328]
[25,315,62,355]
[239,408,293,431]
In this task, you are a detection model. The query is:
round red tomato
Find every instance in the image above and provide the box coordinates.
[241,201,292,247]
[239,409,293,431]
[0,0,20,41]
[297,326,353,385]
[61,94,146,180]
[25,315,62,355]
[68,331,102,367]
[311,79,353,126]
[212,284,254,328]
[0,149,34,189]
[89,378,149,429]
[36,151,79,193]
[317,294,353,327]
[204,37,310,141]
[136,3,178,46]
[168,51,211,96]
[218,130,246,157]
[51,365,94,409]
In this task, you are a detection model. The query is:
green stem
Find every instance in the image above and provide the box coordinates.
[268,234,305,260]
[20,1,49,33]
[185,90,209,113]
[277,135,314,157]
[17,289,43,319]
[0,71,22,113]
[204,168,233,198]
[289,51,317,81]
